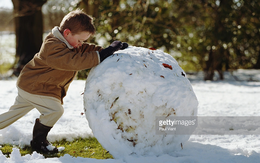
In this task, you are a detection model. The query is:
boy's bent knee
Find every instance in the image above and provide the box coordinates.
[37,98,64,127]
[50,105,64,121]
[39,106,64,127]
[54,106,64,118]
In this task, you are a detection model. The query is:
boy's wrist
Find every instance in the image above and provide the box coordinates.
[99,41,128,63]
[96,51,101,63]
[99,46,114,62]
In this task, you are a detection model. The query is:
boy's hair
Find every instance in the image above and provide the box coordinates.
[59,9,95,35]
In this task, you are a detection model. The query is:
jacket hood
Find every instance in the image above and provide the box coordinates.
[52,26,74,49]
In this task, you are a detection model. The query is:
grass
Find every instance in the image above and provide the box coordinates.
[0,62,13,75]
[0,137,113,159]
[0,33,15,76]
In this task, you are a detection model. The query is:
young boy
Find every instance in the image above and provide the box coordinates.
[0,9,128,154]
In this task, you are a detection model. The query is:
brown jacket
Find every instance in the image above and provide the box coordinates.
[17,30,102,104]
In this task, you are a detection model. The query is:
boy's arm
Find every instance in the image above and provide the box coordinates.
[79,43,103,63]
[43,41,101,71]
[42,38,127,71]
[80,43,103,52]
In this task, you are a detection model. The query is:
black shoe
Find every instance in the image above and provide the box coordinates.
[31,119,59,154]
[31,139,59,154]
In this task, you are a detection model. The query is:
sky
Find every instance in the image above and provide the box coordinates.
[0,0,13,9]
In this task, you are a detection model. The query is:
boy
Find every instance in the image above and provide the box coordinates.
[0,9,128,154]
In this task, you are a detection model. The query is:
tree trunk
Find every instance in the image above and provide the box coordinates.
[12,0,47,76]
[78,0,99,18]
[254,51,260,69]
[204,48,215,80]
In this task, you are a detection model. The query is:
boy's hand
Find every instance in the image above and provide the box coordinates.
[110,41,123,50]
[99,41,128,62]
[121,42,128,50]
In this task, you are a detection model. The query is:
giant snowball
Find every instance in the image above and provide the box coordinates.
[83,46,198,158]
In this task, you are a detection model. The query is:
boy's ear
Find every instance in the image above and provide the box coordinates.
[63,29,71,37]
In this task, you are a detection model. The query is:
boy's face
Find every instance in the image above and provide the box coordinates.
[63,29,92,48]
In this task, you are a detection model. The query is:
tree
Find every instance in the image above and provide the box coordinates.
[10,0,258,79]
[85,0,260,80]
[12,0,47,76]
[241,0,260,69]
[202,0,233,80]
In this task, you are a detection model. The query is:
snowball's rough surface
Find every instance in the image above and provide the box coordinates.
[84,46,198,158]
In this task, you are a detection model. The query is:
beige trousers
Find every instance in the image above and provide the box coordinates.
[0,87,64,129]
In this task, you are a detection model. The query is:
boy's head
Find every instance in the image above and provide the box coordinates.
[59,9,96,48]
[59,9,95,35]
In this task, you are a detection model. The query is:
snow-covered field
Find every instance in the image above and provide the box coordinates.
[0,71,260,162]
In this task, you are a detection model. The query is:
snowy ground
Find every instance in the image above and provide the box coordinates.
[0,70,260,162]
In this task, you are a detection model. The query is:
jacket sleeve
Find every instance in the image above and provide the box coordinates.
[80,43,103,63]
[42,39,103,71]
[80,43,103,53]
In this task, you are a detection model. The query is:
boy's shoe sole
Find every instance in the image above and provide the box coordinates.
[30,140,59,154]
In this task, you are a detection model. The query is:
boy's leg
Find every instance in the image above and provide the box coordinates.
[29,96,64,153]
[17,90,64,153]
[17,88,64,127]
[0,88,64,129]
[0,91,34,129]
[34,96,64,127]
[17,89,64,153]
[0,87,64,153]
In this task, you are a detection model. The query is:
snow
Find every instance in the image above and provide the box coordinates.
[83,47,198,158]
[46,144,64,152]
[0,0,13,9]
[0,47,260,162]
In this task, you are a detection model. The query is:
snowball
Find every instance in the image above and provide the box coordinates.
[84,46,198,158]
